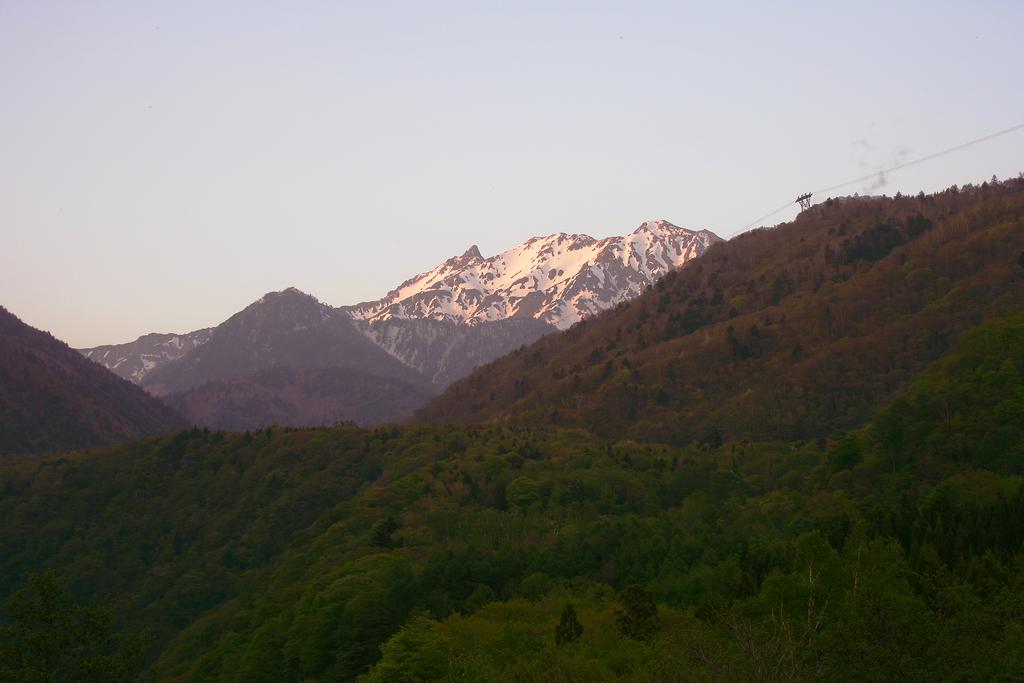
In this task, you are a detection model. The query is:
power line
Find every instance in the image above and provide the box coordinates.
[734,120,1024,235]
[738,200,794,233]
[813,121,1024,195]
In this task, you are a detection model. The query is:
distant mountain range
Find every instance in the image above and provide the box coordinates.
[78,220,718,428]
[0,306,184,454]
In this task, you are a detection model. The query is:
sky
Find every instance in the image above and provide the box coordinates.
[2,1,1022,347]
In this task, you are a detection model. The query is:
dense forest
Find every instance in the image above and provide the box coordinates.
[1,182,1023,681]
[2,315,1023,680]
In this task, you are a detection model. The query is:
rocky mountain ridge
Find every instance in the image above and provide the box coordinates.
[81,328,213,383]
[346,220,719,330]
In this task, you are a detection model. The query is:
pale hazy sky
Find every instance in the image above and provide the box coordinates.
[2,1,1022,347]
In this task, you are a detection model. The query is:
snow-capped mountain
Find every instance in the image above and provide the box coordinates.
[81,328,213,383]
[78,218,720,427]
[346,220,720,330]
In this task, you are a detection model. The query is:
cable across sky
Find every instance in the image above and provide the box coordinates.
[735,120,1024,235]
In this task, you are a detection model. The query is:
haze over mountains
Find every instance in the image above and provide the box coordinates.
[78,220,718,428]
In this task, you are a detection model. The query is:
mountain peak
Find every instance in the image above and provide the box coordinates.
[242,288,329,324]
[257,287,319,305]
[461,245,483,259]
[634,219,683,234]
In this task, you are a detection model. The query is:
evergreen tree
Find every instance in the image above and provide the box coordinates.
[554,603,583,646]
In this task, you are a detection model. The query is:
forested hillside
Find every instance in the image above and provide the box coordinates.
[0,307,185,455]
[164,366,435,430]
[2,312,1022,681]
[417,180,1024,445]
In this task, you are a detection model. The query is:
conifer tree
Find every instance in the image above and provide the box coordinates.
[555,603,583,646]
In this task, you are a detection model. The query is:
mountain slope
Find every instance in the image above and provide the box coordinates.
[140,288,428,396]
[355,317,555,387]
[78,290,552,428]
[0,306,185,454]
[164,365,435,430]
[346,220,719,330]
[80,328,213,383]
[416,180,1024,443]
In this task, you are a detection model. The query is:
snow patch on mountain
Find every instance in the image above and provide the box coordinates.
[346,220,719,330]
[80,328,214,383]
